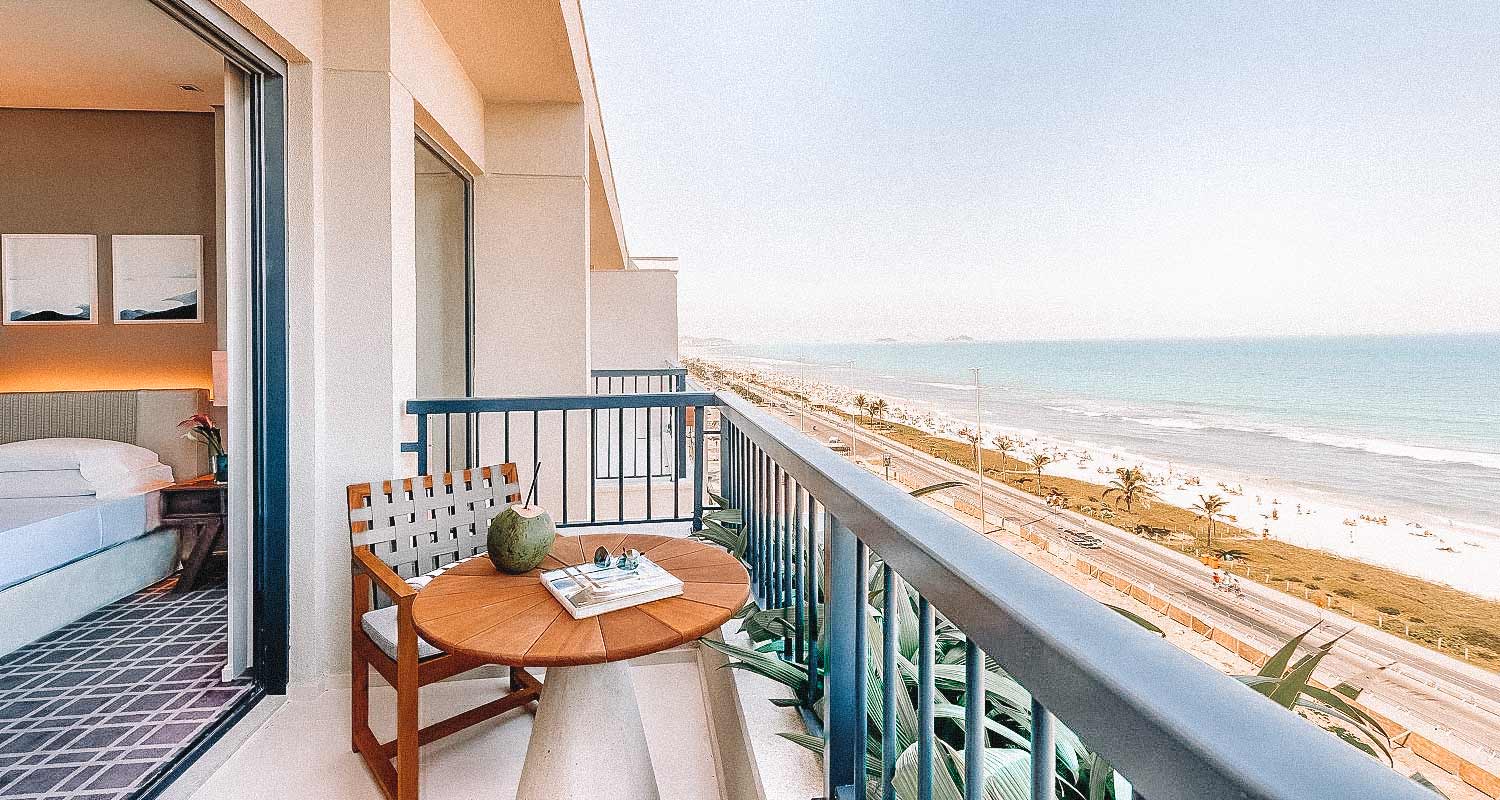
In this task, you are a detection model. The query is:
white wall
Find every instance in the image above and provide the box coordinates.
[589,269,681,486]
[216,0,640,687]
[471,101,593,518]
[590,268,680,371]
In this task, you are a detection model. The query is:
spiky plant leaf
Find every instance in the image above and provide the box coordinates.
[1258,623,1319,679]
[1104,604,1165,636]
[929,663,1032,719]
[910,481,966,498]
[933,702,1029,750]
[703,507,744,526]
[1291,697,1391,764]
[700,639,808,694]
[1410,772,1450,798]
[892,741,965,800]
[963,747,1032,800]
[1269,636,1342,708]
[1300,686,1390,749]
[1332,682,1363,701]
[867,619,919,754]
[1085,752,1113,800]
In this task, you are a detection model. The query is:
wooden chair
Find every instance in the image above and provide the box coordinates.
[347,464,543,800]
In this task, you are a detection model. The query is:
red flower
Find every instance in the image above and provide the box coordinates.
[179,413,215,430]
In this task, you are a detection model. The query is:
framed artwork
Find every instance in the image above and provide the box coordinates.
[112,234,203,323]
[1,234,99,325]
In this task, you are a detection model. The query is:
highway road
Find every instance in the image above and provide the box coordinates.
[778,401,1500,759]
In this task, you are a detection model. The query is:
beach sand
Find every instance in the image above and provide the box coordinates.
[697,356,1500,602]
[692,356,1500,670]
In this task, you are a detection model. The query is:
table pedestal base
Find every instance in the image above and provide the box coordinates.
[515,661,660,800]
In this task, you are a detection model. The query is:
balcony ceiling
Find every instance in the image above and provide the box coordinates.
[0,0,225,111]
[421,0,582,104]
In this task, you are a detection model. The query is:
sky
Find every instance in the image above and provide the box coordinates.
[581,3,1500,344]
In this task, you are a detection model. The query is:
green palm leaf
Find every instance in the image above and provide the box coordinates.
[892,741,965,800]
[700,638,808,694]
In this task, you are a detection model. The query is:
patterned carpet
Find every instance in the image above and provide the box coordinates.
[0,580,252,800]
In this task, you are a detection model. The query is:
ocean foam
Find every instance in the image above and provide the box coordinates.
[1126,417,1209,431]
[1265,429,1500,471]
[1048,406,1107,417]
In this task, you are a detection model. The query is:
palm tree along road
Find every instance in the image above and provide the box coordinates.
[786,403,1500,758]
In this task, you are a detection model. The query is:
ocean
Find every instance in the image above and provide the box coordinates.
[716,333,1500,536]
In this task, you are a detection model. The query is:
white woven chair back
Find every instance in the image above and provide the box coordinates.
[346,465,521,579]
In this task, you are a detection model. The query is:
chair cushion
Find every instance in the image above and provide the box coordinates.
[361,606,444,661]
[404,554,478,591]
[360,555,483,661]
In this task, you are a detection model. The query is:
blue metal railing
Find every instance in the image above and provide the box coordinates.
[590,366,689,395]
[403,391,718,529]
[402,386,1432,800]
[590,367,690,480]
[713,389,1432,800]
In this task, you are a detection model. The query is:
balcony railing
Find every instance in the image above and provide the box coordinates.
[590,366,691,481]
[402,388,1432,800]
[403,390,715,528]
[590,365,688,395]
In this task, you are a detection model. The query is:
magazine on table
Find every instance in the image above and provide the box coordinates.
[541,555,683,619]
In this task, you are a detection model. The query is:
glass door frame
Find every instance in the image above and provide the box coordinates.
[147,0,291,696]
[415,128,478,464]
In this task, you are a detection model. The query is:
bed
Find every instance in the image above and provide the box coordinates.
[0,389,209,656]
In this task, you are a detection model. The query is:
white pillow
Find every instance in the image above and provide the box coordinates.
[0,469,96,499]
[93,463,176,499]
[0,438,162,482]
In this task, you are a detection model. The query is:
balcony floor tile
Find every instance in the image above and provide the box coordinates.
[186,660,724,800]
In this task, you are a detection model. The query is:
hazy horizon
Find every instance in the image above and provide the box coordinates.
[584,3,1499,344]
[684,328,1500,348]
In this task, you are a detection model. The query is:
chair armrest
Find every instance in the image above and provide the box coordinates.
[352,548,416,602]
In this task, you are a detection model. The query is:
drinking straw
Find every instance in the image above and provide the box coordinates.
[525,462,541,507]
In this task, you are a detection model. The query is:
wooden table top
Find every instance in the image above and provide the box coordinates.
[411,533,750,667]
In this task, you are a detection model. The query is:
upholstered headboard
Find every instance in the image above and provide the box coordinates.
[0,389,209,479]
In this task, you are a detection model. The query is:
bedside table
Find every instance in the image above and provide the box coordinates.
[160,475,227,594]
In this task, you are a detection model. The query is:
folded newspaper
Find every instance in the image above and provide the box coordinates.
[541,555,683,619]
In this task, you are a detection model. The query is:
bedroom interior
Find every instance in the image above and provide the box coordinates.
[0,2,262,797]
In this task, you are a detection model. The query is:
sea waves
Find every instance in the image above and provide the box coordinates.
[1044,404,1500,470]
[1261,428,1500,472]
[1046,406,1107,418]
[1124,417,1209,430]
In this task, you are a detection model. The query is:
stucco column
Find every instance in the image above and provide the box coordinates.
[474,102,591,516]
[311,0,418,678]
[322,71,417,475]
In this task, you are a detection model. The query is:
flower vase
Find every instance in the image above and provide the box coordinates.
[214,453,228,484]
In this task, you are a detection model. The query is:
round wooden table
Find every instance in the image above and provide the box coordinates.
[412,533,749,800]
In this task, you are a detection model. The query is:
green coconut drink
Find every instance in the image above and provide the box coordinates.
[487,464,557,574]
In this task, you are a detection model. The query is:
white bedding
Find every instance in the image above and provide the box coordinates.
[0,463,174,590]
[0,437,162,478]
[0,470,97,499]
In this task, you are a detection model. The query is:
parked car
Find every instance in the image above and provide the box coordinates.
[827,435,851,453]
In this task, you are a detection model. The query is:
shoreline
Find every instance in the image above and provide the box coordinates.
[694,353,1500,601]
[690,355,1500,671]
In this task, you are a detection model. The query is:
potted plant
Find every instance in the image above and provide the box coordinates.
[179,413,226,483]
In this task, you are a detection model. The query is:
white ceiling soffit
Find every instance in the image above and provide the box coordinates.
[421,0,581,104]
[0,0,226,112]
